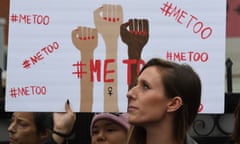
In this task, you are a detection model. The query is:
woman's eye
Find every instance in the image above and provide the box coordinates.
[16,121,28,129]
[92,130,99,135]
[143,83,150,90]
[106,128,116,132]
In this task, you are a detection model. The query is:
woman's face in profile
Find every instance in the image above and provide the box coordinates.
[8,112,42,144]
[91,119,128,144]
[127,66,171,125]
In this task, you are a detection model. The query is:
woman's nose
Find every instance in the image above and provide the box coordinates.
[96,130,106,141]
[127,86,137,99]
[8,122,16,133]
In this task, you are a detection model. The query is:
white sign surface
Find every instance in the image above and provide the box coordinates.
[6,0,226,113]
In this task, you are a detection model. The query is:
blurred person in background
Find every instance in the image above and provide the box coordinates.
[8,112,52,144]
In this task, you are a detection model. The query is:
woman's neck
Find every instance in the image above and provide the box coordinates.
[144,115,183,144]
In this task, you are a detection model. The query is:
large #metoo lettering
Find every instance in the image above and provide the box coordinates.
[74,59,146,84]
[73,59,119,82]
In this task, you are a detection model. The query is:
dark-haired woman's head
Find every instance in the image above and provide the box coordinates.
[127,58,201,144]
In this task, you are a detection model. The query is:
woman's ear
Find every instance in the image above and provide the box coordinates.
[167,96,183,112]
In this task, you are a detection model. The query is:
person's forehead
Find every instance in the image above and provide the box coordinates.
[139,66,162,80]
[13,112,34,121]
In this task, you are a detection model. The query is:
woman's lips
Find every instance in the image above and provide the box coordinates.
[9,137,17,143]
[127,105,138,112]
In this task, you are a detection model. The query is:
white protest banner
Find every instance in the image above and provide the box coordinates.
[6,0,226,113]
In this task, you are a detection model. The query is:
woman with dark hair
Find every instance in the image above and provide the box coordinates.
[8,112,52,144]
[126,58,201,144]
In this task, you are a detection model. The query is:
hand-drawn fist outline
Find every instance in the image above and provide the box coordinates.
[72,26,98,54]
[120,19,149,59]
[94,4,123,39]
